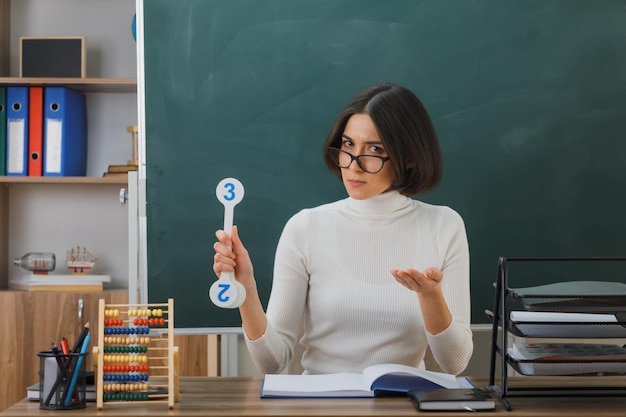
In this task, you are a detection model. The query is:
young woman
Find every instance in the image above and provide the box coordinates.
[213,83,473,375]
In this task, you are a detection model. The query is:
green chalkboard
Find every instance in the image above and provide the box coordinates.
[143,0,626,329]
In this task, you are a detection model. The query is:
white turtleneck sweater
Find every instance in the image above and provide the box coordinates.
[245,191,473,375]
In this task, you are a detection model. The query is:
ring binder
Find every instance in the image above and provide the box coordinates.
[6,86,29,176]
[43,87,87,176]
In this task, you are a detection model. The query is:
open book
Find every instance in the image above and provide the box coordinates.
[261,364,472,398]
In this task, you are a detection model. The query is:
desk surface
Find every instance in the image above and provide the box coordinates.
[2,376,626,417]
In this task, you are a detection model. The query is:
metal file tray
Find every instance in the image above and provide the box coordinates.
[508,281,626,313]
[507,341,626,376]
[507,311,626,338]
[508,358,626,376]
[487,257,626,410]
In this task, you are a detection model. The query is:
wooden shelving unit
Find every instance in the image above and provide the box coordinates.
[0,74,135,289]
[0,77,136,93]
[0,176,128,184]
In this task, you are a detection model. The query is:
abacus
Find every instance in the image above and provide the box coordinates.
[93,298,179,409]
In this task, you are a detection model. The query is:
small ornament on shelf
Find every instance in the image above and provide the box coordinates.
[13,252,56,274]
[126,125,139,166]
[102,125,139,177]
[66,246,97,274]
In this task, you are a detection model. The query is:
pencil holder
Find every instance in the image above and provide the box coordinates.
[37,350,88,410]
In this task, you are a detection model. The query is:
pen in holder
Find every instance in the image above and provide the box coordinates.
[38,350,88,410]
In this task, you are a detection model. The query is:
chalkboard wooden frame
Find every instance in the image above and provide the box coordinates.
[142,0,626,330]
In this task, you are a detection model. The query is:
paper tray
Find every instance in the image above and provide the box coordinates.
[508,322,626,338]
[507,281,626,313]
[508,357,626,376]
[508,311,626,338]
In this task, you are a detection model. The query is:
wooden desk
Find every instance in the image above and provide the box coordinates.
[2,376,626,417]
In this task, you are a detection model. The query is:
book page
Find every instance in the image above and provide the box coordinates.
[362,364,460,389]
[262,373,370,396]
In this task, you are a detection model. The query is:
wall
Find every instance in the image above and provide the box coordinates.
[8,0,137,287]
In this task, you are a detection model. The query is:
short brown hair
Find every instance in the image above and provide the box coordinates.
[323,83,442,197]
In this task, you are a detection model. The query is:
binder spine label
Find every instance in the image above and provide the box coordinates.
[7,119,26,173]
[45,119,63,174]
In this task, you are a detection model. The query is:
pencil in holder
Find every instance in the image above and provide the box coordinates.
[37,350,88,410]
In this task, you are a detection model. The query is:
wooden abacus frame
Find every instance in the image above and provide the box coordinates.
[93,298,179,409]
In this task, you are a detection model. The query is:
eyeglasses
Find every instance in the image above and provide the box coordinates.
[327,147,390,174]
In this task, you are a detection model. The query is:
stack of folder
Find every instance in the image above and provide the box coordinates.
[9,272,111,292]
[1,86,87,177]
[103,163,137,178]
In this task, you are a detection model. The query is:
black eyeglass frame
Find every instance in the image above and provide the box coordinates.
[327,147,391,174]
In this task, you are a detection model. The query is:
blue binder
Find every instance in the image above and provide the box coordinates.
[5,87,29,176]
[43,87,87,176]
[0,87,6,175]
